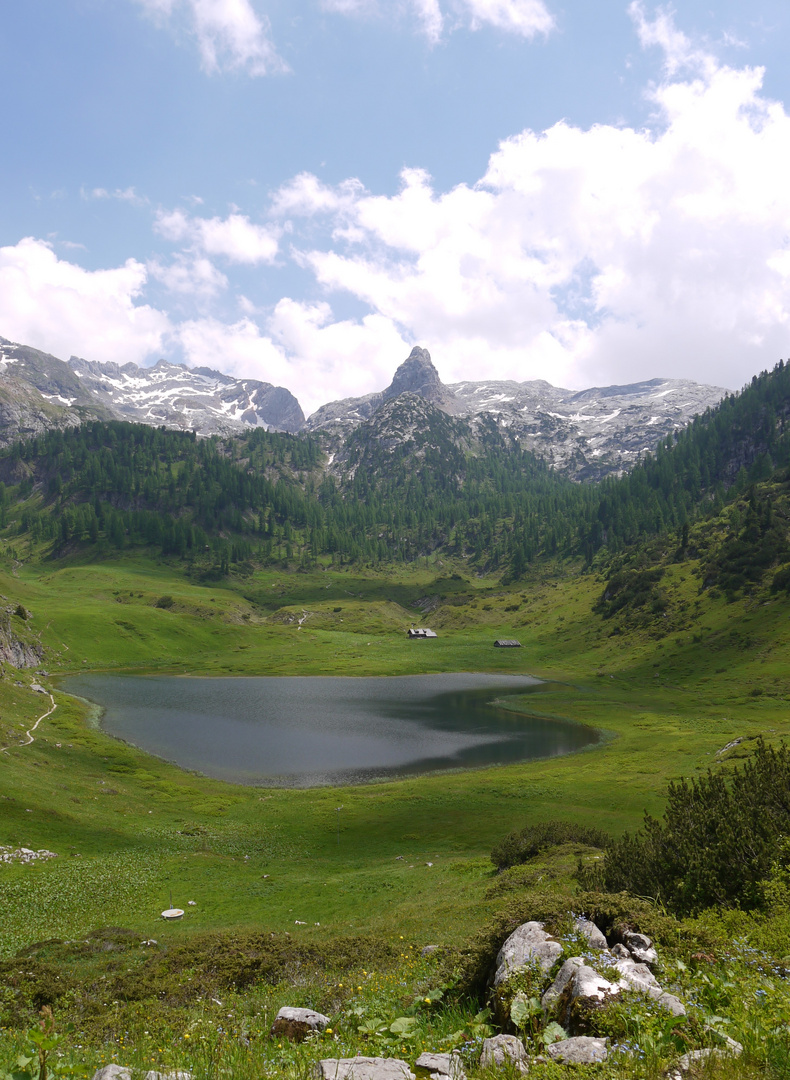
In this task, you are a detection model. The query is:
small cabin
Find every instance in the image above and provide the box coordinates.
[494,639,522,648]
[407,628,437,638]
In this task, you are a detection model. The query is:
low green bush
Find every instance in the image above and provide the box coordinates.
[580,739,790,915]
[490,820,610,872]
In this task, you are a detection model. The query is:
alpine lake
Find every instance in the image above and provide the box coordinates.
[61,672,599,787]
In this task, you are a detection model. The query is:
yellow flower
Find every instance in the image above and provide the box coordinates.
[424,998,431,1005]
[326,1028,333,1034]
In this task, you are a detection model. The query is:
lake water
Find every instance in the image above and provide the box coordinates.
[62,673,599,787]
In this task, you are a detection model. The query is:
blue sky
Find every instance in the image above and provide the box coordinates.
[2,1,790,414]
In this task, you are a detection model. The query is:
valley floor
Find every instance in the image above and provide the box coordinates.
[1,550,789,1078]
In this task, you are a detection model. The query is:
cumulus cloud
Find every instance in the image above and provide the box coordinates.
[155,208,280,264]
[459,0,554,37]
[0,238,169,366]
[321,0,552,42]
[135,0,287,76]
[148,254,229,297]
[268,13,790,393]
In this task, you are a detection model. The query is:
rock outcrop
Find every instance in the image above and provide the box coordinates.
[271,1006,331,1041]
[315,1059,414,1080]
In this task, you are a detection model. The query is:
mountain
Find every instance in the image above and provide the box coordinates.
[0,335,727,480]
[0,338,113,447]
[67,355,305,435]
[0,337,304,445]
[306,346,728,481]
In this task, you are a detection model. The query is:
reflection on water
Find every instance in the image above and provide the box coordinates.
[62,673,598,787]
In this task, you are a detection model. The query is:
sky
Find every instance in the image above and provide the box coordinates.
[2,1,790,416]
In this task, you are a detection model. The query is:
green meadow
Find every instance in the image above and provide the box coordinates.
[2,545,790,1078]
[2,546,788,952]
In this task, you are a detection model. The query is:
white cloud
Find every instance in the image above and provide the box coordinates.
[155,208,280,264]
[148,254,229,297]
[135,0,287,76]
[0,238,169,365]
[321,0,552,42]
[85,186,149,206]
[269,16,790,394]
[459,0,554,38]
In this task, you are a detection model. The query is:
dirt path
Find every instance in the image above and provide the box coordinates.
[1,691,57,754]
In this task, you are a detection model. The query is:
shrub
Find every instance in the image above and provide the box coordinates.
[490,820,611,872]
[580,739,790,915]
[154,595,175,609]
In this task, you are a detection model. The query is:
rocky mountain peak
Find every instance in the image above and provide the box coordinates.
[382,347,446,404]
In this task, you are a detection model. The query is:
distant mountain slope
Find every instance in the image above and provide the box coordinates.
[0,335,727,480]
[306,346,727,480]
[68,356,304,435]
[0,338,113,446]
[0,337,304,445]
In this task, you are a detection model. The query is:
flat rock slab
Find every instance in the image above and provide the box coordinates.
[414,1052,465,1080]
[315,1058,415,1080]
[494,921,563,987]
[479,1035,529,1072]
[272,1006,331,1041]
[546,1037,609,1064]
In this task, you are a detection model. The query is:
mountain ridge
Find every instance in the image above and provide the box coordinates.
[0,335,727,479]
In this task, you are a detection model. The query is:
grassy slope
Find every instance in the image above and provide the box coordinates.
[1,544,788,960]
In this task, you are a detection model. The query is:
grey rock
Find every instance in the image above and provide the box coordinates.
[623,931,659,966]
[421,945,439,957]
[652,991,687,1017]
[479,1034,529,1072]
[610,943,630,960]
[494,921,564,987]
[546,1037,608,1064]
[614,958,660,993]
[271,1006,330,1041]
[414,1051,465,1079]
[145,1072,193,1080]
[541,958,621,1032]
[574,918,608,950]
[92,1068,132,1080]
[315,1058,415,1080]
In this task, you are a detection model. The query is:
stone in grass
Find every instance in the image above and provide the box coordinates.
[145,1073,193,1080]
[574,918,608,951]
[494,922,564,987]
[271,1006,331,1041]
[541,957,620,1019]
[667,1045,741,1079]
[479,1034,529,1073]
[92,1068,133,1080]
[315,1058,415,1080]
[546,1037,608,1065]
[622,931,659,966]
[414,1051,465,1080]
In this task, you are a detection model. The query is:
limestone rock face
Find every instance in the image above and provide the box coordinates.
[479,1034,530,1072]
[314,1058,415,1080]
[271,1006,331,1041]
[546,1036,609,1064]
[494,921,564,987]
